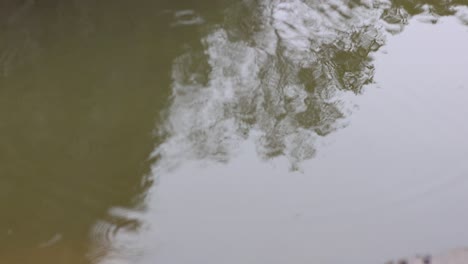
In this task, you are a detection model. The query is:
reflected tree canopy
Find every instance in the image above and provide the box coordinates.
[382,0,468,31]
[155,0,468,169]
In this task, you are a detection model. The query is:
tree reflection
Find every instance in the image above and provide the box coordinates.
[382,0,468,32]
[158,0,383,168]
[156,0,468,169]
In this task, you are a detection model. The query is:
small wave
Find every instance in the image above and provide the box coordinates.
[89,207,144,263]
[37,233,62,248]
[171,10,205,27]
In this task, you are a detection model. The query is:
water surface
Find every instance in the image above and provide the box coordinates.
[1,1,468,263]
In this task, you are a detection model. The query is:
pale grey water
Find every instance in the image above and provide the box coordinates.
[1,1,468,264]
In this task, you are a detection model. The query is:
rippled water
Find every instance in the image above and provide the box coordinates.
[1,1,468,263]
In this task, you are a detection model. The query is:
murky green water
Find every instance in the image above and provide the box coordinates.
[1,1,468,263]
